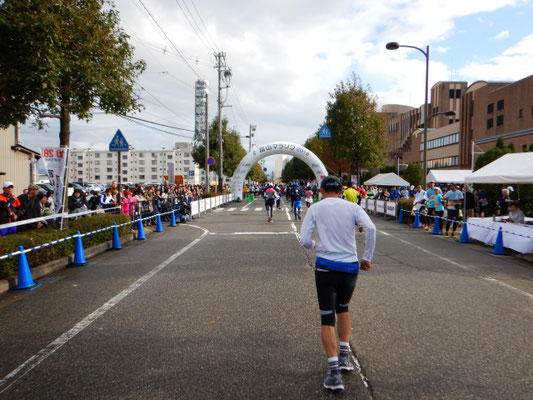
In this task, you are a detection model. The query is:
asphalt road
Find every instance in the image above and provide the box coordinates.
[0,198,531,399]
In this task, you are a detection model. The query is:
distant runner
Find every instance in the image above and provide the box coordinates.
[264,184,276,223]
[291,183,303,220]
[300,175,376,391]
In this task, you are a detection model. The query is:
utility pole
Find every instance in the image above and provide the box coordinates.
[214,52,232,192]
[205,92,209,188]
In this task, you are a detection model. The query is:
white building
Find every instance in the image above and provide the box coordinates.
[273,155,290,182]
[68,142,201,185]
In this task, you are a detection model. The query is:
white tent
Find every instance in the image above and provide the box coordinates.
[465,153,533,184]
[364,172,409,187]
[426,169,472,184]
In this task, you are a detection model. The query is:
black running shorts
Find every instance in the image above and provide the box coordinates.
[315,269,358,326]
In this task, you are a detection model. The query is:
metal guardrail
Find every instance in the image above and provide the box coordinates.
[0,195,234,261]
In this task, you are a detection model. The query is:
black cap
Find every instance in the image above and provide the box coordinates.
[320,175,342,190]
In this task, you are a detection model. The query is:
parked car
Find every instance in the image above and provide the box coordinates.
[37,183,54,195]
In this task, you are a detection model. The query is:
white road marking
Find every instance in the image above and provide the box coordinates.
[378,230,533,300]
[227,208,236,212]
[241,199,255,211]
[216,231,293,235]
[0,225,210,394]
[254,208,263,212]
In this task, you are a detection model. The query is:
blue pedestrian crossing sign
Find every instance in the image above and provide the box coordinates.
[109,129,129,151]
[318,124,331,138]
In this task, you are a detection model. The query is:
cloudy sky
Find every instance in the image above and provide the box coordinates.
[21,0,533,172]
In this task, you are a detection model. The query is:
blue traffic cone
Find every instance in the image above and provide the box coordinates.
[491,227,508,255]
[111,223,122,250]
[155,214,164,232]
[458,222,472,244]
[169,210,177,227]
[412,212,421,228]
[136,219,147,240]
[398,209,404,223]
[432,216,442,235]
[10,246,42,291]
[68,231,90,267]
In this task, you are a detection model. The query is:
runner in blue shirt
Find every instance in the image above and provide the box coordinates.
[291,183,303,220]
[425,181,437,231]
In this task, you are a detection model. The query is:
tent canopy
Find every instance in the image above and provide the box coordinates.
[465,153,533,184]
[364,172,409,187]
[426,169,472,184]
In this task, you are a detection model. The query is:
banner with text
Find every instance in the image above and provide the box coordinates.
[40,146,69,214]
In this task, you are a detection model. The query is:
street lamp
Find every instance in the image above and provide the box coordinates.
[245,125,256,152]
[386,41,430,187]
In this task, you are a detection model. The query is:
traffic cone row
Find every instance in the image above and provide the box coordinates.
[10,246,42,291]
[68,231,90,267]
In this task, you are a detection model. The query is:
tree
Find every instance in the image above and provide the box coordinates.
[325,73,386,180]
[193,116,247,179]
[281,157,314,182]
[246,163,266,182]
[403,163,423,186]
[0,0,145,146]
[474,137,515,170]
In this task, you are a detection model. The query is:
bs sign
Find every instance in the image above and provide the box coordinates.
[318,124,331,138]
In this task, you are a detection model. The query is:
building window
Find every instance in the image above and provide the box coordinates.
[497,115,504,126]
[107,175,113,180]
[107,153,112,158]
[77,155,83,160]
[139,167,145,172]
[152,153,157,157]
[122,170,127,174]
[139,160,145,165]
[449,89,454,98]
[455,89,461,98]
[122,163,127,167]
[139,175,145,180]
[122,154,128,159]
[184,152,190,158]
[522,144,527,152]
[167,155,172,159]
[487,118,493,129]
[77,163,83,167]
[152,160,157,165]
[107,168,112,173]
[184,160,190,165]
[107,160,112,166]
[151,167,157,172]
[487,103,494,114]
[519,108,524,118]
[497,99,504,111]
[95,175,100,180]
[151,175,158,179]
[95,153,100,158]
[95,160,100,165]
[94,168,100,173]
[78,171,82,175]
[138,153,144,157]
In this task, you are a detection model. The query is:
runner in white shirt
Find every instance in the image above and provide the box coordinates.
[300,175,376,391]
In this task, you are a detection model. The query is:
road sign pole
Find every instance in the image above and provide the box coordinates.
[117,151,121,184]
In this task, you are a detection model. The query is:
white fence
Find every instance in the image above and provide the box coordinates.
[191,193,234,217]
[360,198,398,218]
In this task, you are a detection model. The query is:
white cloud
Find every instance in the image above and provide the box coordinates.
[494,30,510,40]
[19,0,533,156]
[459,35,533,80]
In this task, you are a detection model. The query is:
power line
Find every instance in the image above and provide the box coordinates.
[122,115,195,132]
[189,0,220,52]
[174,0,214,54]
[133,0,212,88]
[119,115,194,139]
[140,85,193,125]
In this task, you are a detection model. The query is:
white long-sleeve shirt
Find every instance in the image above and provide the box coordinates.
[413,190,427,205]
[300,198,376,263]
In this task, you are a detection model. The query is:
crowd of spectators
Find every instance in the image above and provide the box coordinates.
[0,180,222,236]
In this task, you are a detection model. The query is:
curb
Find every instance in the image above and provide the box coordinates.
[0,225,159,295]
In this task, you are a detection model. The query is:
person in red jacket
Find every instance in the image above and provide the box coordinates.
[0,181,21,236]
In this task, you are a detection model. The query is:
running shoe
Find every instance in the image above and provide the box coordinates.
[267,217,272,222]
[451,233,457,238]
[338,354,355,372]
[323,372,344,391]
[298,214,301,220]
[425,226,430,231]
[445,232,450,238]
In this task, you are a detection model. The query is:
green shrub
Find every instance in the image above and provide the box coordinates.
[0,214,131,280]
[397,199,413,222]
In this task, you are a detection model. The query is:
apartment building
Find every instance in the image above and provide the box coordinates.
[68,142,201,185]
[0,125,40,189]
[460,75,533,168]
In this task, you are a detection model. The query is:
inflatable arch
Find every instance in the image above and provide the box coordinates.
[231,141,329,200]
